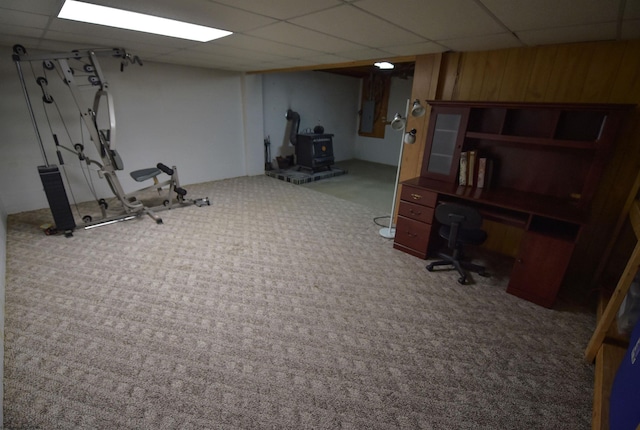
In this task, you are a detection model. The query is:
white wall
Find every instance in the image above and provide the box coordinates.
[354,77,414,166]
[262,71,360,164]
[0,46,252,214]
[0,194,6,425]
[241,73,266,176]
[1,44,414,215]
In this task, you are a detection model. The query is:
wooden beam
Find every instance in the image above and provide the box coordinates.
[399,53,443,182]
[247,55,417,75]
[585,202,640,362]
[590,170,640,291]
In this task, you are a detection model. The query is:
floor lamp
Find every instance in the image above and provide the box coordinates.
[379,99,425,238]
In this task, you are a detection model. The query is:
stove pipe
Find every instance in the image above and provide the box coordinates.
[285,109,300,146]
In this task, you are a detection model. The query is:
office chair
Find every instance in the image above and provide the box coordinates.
[426,202,489,284]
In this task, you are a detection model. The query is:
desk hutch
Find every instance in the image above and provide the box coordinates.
[394,100,632,307]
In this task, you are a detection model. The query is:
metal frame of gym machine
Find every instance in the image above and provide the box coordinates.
[12,44,209,236]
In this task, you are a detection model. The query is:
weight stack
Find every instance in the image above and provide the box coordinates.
[38,165,76,233]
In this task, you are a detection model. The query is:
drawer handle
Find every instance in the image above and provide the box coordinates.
[405,231,417,238]
[410,193,422,200]
[409,209,422,216]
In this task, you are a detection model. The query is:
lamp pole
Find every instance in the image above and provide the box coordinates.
[379,99,411,239]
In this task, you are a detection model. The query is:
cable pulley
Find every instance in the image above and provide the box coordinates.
[36,76,53,103]
[12,44,26,56]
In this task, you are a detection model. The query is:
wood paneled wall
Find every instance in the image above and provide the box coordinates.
[401,39,640,295]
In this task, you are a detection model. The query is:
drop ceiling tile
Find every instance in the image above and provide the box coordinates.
[383,41,448,56]
[289,4,425,47]
[185,43,264,59]
[440,32,522,52]
[333,48,396,61]
[207,0,342,20]
[47,20,198,49]
[516,22,617,46]
[86,0,276,32]
[231,63,270,71]
[34,38,106,53]
[0,9,49,28]
[216,34,322,58]
[354,0,506,40]
[0,34,41,49]
[247,22,366,53]
[0,0,635,72]
[101,42,187,57]
[152,49,248,66]
[481,0,619,31]
[187,45,294,62]
[296,53,355,65]
[146,56,239,70]
[1,0,60,15]
[251,58,317,72]
[0,23,45,40]
[40,30,134,52]
[190,46,308,63]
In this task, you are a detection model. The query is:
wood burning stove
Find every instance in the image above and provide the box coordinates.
[295,133,334,173]
[285,109,335,173]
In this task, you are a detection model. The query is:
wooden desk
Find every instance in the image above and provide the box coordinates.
[392,100,633,308]
[394,177,587,308]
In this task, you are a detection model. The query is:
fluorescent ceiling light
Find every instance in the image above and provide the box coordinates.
[58,0,232,42]
[374,61,394,70]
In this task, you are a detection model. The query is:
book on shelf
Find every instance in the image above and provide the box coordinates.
[477,157,493,188]
[458,151,468,186]
[467,150,477,187]
[460,151,493,188]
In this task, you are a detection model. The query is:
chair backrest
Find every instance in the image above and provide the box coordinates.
[434,203,483,229]
[435,203,484,249]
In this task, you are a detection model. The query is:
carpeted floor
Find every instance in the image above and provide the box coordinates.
[4,175,595,429]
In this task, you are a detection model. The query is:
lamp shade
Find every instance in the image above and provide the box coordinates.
[390,113,406,130]
[411,99,426,117]
[404,128,417,144]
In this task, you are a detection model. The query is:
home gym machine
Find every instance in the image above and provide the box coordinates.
[12,44,209,236]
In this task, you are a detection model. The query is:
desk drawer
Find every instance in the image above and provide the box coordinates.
[398,201,434,223]
[394,216,431,255]
[400,186,437,208]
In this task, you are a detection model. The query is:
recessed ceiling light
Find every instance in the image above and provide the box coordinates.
[58,0,232,42]
[374,61,394,70]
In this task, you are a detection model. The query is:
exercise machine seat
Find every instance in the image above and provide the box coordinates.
[130,167,162,182]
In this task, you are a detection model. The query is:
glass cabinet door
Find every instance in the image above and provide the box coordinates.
[421,107,469,182]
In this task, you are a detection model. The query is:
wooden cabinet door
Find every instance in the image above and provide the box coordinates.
[421,106,469,182]
[506,231,575,308]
